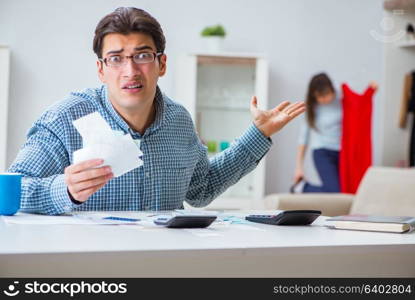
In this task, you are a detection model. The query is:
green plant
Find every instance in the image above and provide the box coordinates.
[201,24,226,37]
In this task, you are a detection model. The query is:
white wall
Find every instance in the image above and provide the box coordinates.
[0,0,385,194]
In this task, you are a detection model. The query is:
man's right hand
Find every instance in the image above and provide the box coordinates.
[64,159,113,203]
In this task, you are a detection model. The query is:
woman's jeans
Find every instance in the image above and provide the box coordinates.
[303,148,340,193]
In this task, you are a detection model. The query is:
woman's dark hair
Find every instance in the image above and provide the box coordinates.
[93,7,166,58]
[305,72,335,129]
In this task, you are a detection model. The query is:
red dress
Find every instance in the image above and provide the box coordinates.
[339,84,375,194]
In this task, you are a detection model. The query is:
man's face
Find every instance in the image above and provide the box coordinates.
[97,32,166,112]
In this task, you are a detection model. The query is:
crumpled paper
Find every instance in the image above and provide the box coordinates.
[72,112,143,177]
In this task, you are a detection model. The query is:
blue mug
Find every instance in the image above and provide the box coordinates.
[0,173,22,215]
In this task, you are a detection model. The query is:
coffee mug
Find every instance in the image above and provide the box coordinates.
[0,173,22,215]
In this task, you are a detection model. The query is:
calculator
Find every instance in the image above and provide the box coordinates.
[154,215,217,228]
[245,210,321,225]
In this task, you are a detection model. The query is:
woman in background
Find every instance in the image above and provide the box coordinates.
[294,73,377,193]
[294,73,342,192]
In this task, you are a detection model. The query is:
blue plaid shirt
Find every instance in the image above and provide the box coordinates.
[8,85,272,215]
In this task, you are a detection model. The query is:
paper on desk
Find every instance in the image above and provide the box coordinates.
[72,112,143,177]
[1,213,141,225]
[1,214,105,225]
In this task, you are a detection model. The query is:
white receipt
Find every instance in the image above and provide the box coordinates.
[72,112,143,177]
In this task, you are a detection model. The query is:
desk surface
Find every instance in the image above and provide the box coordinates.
[1,211,415,277]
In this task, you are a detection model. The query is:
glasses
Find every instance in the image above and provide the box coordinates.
[99,52,163,67]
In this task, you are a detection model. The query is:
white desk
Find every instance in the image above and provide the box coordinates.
[1,211,414,277]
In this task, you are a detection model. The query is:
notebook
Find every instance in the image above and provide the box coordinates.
[325,215,415,233]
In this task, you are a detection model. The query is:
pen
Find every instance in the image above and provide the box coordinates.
[103,216,140,222]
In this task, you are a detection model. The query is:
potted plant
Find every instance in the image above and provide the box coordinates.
[200,24,226,53]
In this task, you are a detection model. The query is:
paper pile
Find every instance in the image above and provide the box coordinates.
[72,112,143,177]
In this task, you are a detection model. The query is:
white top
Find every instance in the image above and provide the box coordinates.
[298,92,342,151]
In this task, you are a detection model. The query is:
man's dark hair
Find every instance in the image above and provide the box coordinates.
[93,7,166,58]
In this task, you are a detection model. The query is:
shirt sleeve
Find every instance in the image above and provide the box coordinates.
[185,123,272,207]
[298,118,310,146]
[7,120,78,215]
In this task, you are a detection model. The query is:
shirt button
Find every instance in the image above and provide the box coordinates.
[145,172,150,177]
[145,205,150,211]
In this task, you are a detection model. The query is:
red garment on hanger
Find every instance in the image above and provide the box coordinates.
[339,84,375,194]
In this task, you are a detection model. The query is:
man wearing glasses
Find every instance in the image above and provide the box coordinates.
[8,7,305,215]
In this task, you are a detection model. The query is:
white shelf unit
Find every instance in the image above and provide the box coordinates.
[381,5,415,166]
[0,46,10,172]
[398,39,415,47]
[175,53,268,210]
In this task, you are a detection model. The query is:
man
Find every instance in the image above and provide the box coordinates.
[8,7,305,215]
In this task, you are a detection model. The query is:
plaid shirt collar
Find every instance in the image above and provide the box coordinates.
[101,84,165,138]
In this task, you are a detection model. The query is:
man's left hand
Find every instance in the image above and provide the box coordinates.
[250,96,306,138]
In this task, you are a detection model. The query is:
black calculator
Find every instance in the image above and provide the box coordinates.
[154,215,217,228]
[245,210,321,225]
